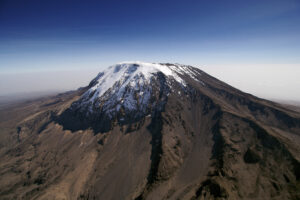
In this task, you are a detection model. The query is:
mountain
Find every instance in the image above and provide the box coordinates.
[0,62,300,200]
[58,62,205,133]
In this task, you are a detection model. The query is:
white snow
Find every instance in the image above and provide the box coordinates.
[74,62,203,118]
[90,61,186,98]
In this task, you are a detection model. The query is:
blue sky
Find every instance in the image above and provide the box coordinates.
[0,0,300,100]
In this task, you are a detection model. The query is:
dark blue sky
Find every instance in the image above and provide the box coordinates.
[1,0,300,73]
[1,0,300,101]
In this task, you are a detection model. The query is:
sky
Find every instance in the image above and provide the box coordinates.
[0,0,300,101]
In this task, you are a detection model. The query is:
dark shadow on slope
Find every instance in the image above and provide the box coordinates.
[211,109,225,171]
[146,111,163,185]
[194,179,228,199]
[55,109,113,134]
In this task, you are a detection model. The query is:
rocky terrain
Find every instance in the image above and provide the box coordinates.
[0,62,299,200]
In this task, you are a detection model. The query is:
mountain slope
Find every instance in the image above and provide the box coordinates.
[0,62,300,200]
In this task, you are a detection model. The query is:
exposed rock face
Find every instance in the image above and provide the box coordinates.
[0,62,300,200]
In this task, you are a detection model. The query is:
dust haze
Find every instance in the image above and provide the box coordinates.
[1,64,300,102]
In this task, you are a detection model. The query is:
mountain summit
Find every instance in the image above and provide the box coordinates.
[73,62,194,117]
[1,62,300,200]
[59,62,206,132]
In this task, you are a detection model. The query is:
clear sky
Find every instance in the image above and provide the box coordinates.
[0,0,300,100]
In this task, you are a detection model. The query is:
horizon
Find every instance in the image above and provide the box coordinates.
[1,0,300,101]
[1,62,300,102]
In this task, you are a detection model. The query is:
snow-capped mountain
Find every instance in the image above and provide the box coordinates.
[2,62,300,200]
[67,62,205,129]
